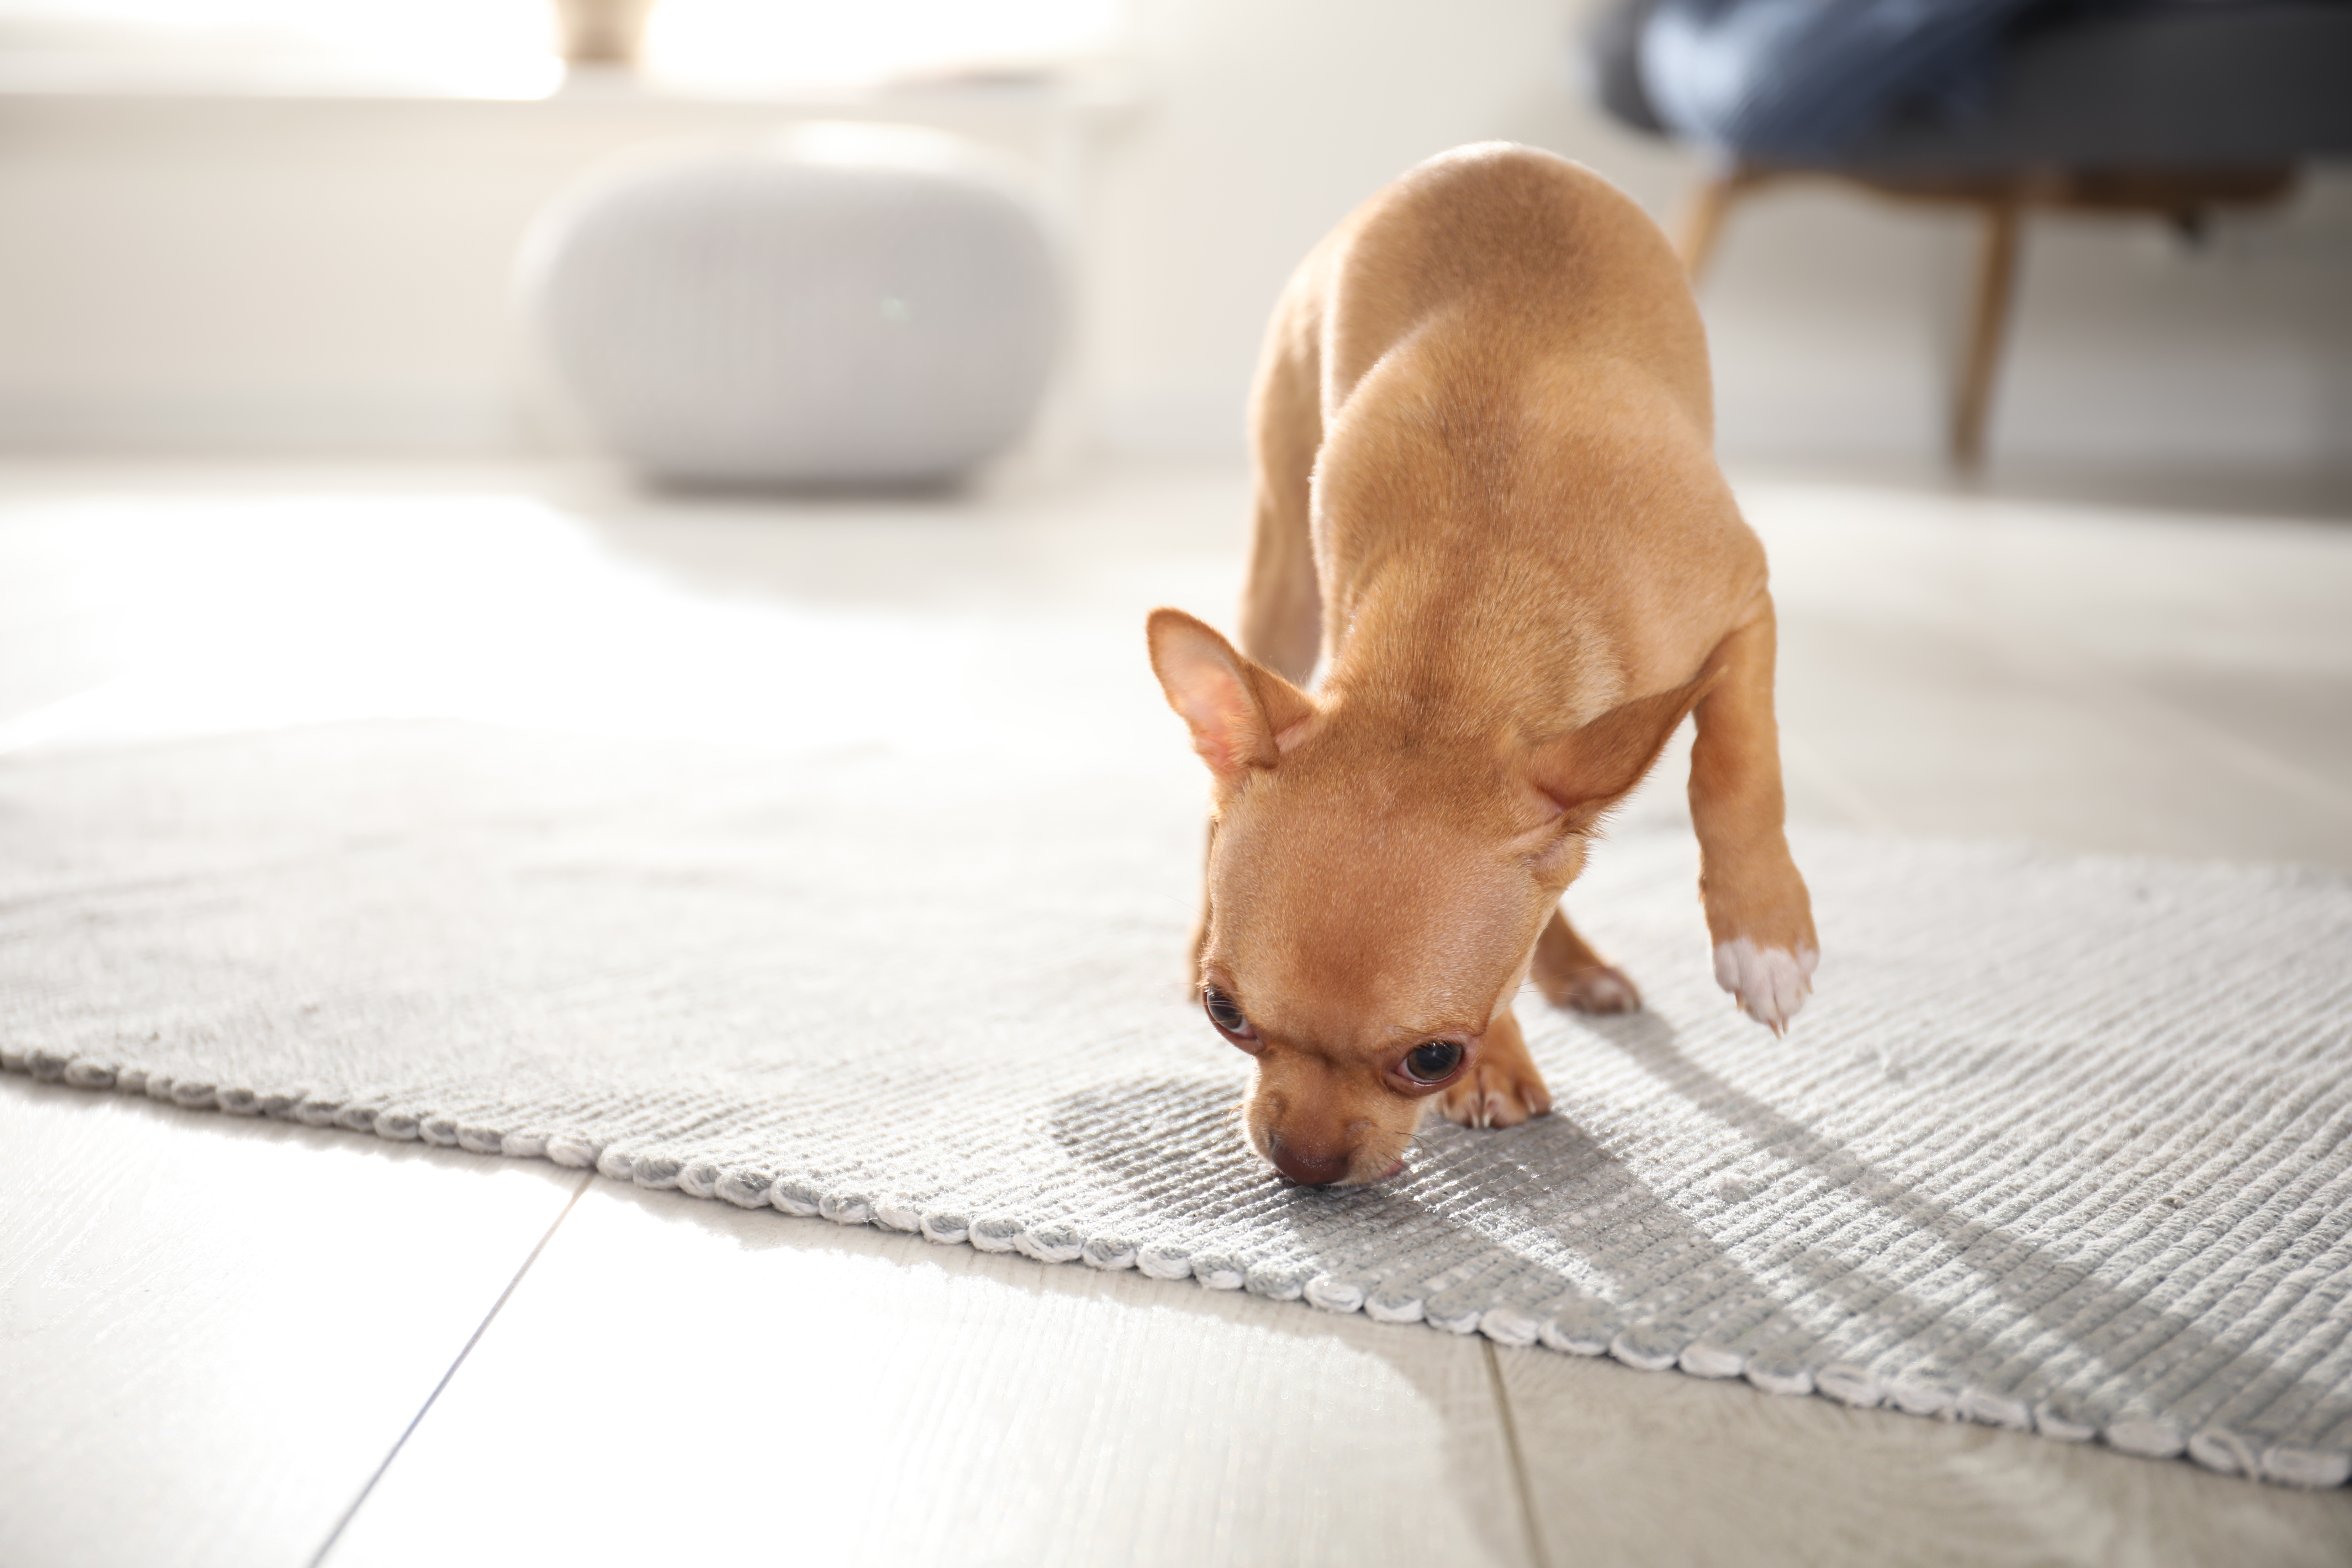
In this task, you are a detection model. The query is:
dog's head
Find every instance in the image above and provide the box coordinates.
[1147,607,1706,1185]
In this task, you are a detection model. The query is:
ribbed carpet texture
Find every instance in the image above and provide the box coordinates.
[7,720,2352,1488]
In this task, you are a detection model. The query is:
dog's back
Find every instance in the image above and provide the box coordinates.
[1252,144,1762,728]
[1320,143,1712,438]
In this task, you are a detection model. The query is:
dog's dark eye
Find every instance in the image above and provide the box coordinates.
[1202,986,1257,1044]
[1403,1040,1464,1083]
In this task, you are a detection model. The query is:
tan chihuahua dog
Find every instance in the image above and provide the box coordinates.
[1147,145,1817,1187]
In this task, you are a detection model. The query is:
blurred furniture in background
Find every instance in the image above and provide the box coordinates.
[553,0,657,67]
[518,122,1061,489]
[1590,0,2352,468]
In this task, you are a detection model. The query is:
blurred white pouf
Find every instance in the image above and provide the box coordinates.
[519,123,1061,487]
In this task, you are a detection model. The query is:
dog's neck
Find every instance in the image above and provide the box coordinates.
[1308,395,1666,740]
[1311,553,1626,748]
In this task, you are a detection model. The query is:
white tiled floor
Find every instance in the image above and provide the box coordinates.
[3,457,2350,1568]
[0,1080,586,1568]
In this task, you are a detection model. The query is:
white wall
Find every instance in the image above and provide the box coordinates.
[0,0,2346,470]
[0,89,1090,453]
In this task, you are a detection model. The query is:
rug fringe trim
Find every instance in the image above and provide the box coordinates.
[9,1044,2348,1493]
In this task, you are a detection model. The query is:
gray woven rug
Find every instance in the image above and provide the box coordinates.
[6,719,2351,1488]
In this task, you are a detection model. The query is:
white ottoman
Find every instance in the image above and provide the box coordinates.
[519,123,1062,488]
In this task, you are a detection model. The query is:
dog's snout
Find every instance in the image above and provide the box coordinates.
[1267,1131,1353,1186]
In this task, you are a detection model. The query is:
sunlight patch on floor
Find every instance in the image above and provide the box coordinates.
[0,493,990,756]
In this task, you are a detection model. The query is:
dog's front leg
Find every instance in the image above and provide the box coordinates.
[1436,1008,1553,1129]
[1687,600,1819,1031]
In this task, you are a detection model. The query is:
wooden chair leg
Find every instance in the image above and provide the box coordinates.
[1675,167,1753,281]
[1952,199,2022,470]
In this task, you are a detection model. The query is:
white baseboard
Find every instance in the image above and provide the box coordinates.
[6,371,2342,475]
[0,386,525,456]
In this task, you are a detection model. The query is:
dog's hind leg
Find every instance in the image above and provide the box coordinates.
[1529,906,1642,1014]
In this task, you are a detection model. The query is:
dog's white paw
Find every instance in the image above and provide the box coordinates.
[1713,939,1818,1034]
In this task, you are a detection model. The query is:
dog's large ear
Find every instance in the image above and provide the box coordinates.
[1527,669,1718,829]
[1147,608,1318,783]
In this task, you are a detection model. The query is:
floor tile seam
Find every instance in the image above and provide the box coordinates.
[307,1166,594,1568]
[1481,1340,1555,1568]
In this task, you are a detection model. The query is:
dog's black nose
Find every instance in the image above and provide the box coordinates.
[1267,1133,1351,1186]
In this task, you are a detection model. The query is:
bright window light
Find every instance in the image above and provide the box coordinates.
[0,0,1120,95]
[0,0,560,95]
[645,0,1119,88]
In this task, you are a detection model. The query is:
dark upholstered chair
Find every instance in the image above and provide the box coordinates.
[1590,1,2352,466]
